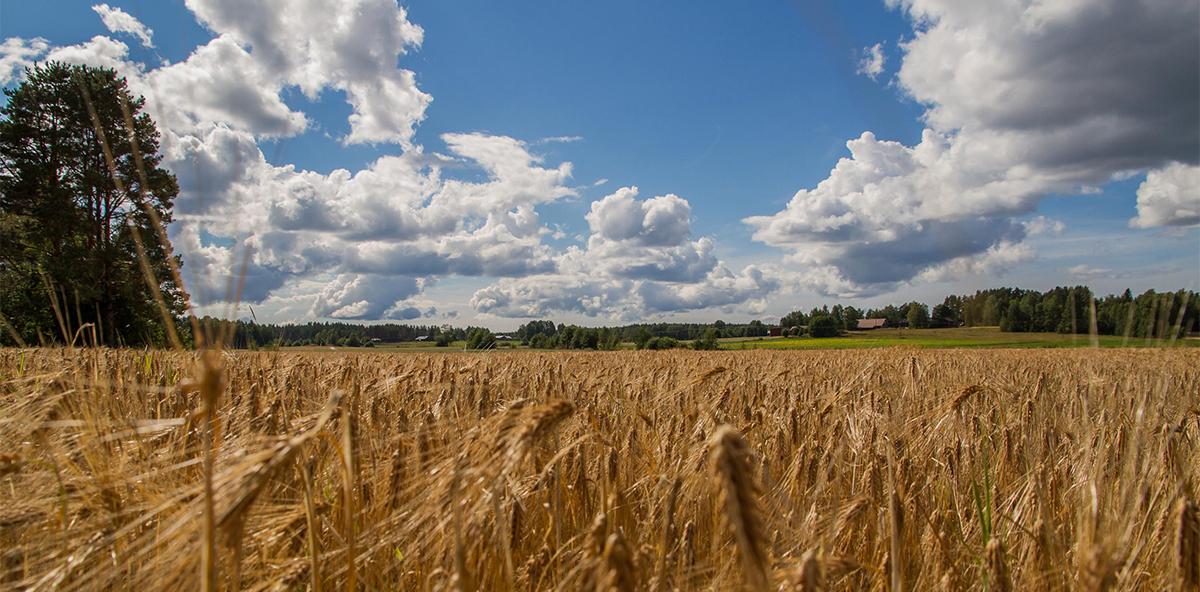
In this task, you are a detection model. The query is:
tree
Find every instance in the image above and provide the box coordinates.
[1000,300,1028,332]
[465,328,496,350]
[931,302,958,328]
[780,310,807,329]
[842,306,863,330]
[906,302,930,328]
[0,63,185,346]
[809,314,839,338]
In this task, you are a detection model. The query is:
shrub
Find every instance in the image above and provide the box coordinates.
[692,329,720,350]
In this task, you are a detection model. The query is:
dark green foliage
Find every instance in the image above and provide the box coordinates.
[780,310,807,329]
[465,328,496,350]
[954,286,1198,338]
[692,328,719,350]
[931,297,961,328]
[518,320,620,350]
[808,315,840,338]
[640,336,679,350]
[0,63,185,346]
[906,302,931,329]
[193,317,450,348]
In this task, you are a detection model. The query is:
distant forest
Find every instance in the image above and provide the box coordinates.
[190,286,1199,350]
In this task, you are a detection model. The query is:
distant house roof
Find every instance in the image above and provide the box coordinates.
[857,318,888,329]
[414,335,429,341]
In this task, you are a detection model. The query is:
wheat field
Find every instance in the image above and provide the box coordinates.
[0,348,1197,591]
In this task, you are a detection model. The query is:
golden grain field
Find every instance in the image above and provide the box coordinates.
[1,348,1197,591]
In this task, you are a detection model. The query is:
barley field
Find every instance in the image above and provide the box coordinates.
[0,348,1197,591]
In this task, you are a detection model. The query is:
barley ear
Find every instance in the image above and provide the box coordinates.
[709,424,771,592]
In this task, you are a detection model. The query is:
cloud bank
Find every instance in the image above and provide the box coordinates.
[746,0,1199,296]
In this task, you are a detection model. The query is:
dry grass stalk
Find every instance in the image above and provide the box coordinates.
[1180,497,1200,590]
[0,349,1195,591]
[986,538,1012,592]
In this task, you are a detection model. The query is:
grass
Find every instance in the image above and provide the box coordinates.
[1,347,1197,590]
[718,326,1200,350]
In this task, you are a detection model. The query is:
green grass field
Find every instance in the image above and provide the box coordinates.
[717,326,1199,350]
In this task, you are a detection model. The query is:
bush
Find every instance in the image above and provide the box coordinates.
[435,333,454,347]
[642,336,680,350]
[692,329,719,350]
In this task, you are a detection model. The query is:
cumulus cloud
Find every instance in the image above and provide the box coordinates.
[856,43,885,79]
[145,36,308,137]
[917,241,1034,284]
[0,37,49,85]
[471,187,777,318]
[1130,162,1200,228]
[0,2,586,319]
[183,0,430,145]
[308,274,423,320]
[163,125,577,311]
[92,4,155,48]
[587,187,692,246]
[747,0,1199,296]
[45,35,138,73]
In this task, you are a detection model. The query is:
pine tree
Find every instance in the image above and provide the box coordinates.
[0,62,186,346]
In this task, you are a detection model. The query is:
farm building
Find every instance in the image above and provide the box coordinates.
[414,335,429,341]
[768,327,782,337]
[856,318,889,330]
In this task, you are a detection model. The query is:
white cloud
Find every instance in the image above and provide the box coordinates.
[917,241,1034,284]
[1023,215,1066,237]
[45,35,138,74]
[0,37,49,86]
[587,186,691,246]
[146,36,308,137]
[92,4,155,49]
[183,0,430,146]
[535,135,584,144]
[747,0,1199,296]
[164,126,578,312]
[471,187,778,318]
[1130,162,1200,228]
[308,274,423,320]
[1065,264,1123,280]
[856,43,885,80]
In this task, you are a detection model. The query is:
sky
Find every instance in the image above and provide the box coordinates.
[1,0,1197,329]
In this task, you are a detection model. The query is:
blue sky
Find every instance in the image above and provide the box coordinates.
[2,0,1197,328]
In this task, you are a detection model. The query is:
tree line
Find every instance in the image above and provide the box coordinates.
[775,286,1198,339]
